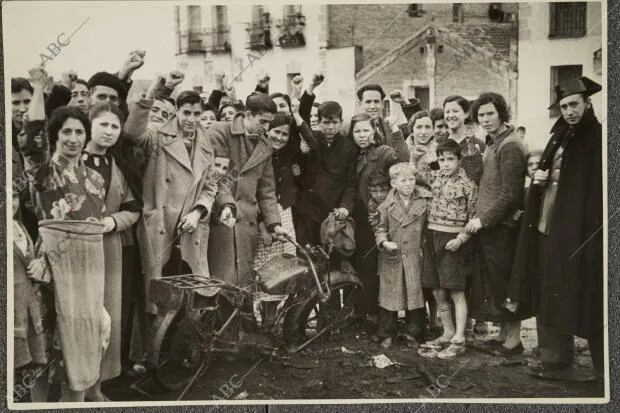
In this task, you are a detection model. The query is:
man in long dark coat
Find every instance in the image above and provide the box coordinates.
[509,77,604,381]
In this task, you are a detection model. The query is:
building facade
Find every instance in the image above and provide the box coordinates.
[172,3,521,120]
[517,1,603,149]
[173,4,358,118]
[329,3,518,116]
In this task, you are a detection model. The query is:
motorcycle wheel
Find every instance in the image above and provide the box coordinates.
[282,282,358,351]
[155,303,228,391]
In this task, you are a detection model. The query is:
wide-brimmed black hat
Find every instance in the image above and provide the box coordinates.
[548,76,602,109]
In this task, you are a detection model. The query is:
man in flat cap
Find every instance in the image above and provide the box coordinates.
[508,76,604,382]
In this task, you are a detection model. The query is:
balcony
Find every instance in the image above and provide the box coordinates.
[275,14,306,49]
[246,23,273,51]
[178,28,231,54]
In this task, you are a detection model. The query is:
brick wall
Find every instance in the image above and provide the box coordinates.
[364,41,509,111]
[328,3,518,73]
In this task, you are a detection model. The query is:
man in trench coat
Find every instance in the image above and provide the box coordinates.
[124,73,221,314]
[207,93,287,287]
[509,77,604,381]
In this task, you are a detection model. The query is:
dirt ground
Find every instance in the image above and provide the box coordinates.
[104,317,605,402]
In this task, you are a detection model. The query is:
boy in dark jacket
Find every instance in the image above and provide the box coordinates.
[294,101,358,249]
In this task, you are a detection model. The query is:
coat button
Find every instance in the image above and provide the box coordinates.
[249,221,255,227]
[166,177,172,183]
[160,229,165,234]
[195,241,200,245]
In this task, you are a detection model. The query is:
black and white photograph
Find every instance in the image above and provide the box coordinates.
[4,0,611,407]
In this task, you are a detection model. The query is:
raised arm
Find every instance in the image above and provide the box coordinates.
[292,100,318,152]
[123,72,183,148]
[388,126,410,162]
[20,67,52,193]
[206,71,228,109]
[255,72,270,95]
[299,74,324,124]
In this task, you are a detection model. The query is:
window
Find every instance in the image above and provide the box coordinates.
[284,5,303,19]
[549,2,587,38]
[211,5,230,52]
[549,65,583,117]
[248,5,272,50]
[410,86,430,111]
[188,5,201,32]
[278,5,306,48]
[453,4,464,23]
[187,6,203,53]
[408,4,424,17]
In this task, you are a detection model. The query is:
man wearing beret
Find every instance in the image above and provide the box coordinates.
[508,77,604,382]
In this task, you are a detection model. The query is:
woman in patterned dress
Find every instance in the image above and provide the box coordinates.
[18,67,109,402]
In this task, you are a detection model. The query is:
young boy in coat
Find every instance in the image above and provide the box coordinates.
[373,163,432,349]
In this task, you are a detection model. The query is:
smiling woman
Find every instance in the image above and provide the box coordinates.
[17,66,109,402]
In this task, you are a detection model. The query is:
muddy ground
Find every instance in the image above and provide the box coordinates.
[103,317,604,402]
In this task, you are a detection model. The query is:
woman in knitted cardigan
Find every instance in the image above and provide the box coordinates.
[464,92,527,356]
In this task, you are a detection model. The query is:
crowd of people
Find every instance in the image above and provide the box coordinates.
[11,49,604,402]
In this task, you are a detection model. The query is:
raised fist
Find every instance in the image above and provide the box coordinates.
[28,66,48,84]
[257,72,271,86]
[291,75,304,99]
[215,71,227,89]
[125,51,145,71]
[389,90,406,104]
[165,71,185,89]
[310,73,325,87]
